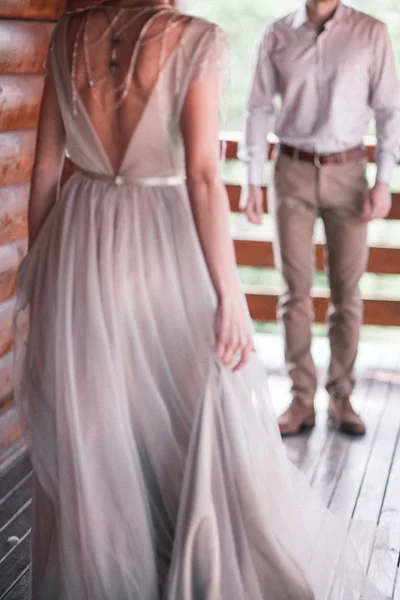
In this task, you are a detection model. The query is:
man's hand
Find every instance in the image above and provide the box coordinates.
[245,185,264,224]
[361,181,392,222]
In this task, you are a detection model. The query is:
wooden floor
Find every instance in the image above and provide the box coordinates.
[1,334,400,599]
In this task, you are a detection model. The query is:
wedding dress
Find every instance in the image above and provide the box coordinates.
[13,6,387,599]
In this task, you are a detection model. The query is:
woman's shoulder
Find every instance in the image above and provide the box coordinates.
[184,15,227,40]
[181,15,229,59]
[56,10,226,38]
[51,10,228,63]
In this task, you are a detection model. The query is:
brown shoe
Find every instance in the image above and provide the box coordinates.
[278,401,316,436]
[328,395,366,436]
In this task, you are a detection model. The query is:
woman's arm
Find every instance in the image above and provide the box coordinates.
[28,59,66,249]
[181,65,253,371]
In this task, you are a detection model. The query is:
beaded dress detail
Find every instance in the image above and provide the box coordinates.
[13,6,388,600]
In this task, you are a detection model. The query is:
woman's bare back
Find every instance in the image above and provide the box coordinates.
[66,3,191,172]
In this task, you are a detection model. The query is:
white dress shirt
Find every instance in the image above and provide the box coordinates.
[240,2,400,205]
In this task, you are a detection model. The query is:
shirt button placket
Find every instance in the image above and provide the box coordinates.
[315,32,326,154]
[315,32,326,202]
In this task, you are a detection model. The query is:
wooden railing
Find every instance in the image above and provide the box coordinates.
[222,133,400,326]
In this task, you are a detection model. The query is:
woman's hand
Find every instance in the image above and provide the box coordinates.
[215,296,254,372]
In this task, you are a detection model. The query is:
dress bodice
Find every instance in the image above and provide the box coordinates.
[48,11,228,182]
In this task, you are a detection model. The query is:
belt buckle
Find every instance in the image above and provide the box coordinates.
[313,153,322,168]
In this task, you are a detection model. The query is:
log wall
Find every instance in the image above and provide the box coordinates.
[0,0,67,467]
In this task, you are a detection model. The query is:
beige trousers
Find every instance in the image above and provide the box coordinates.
[269,153,369,406]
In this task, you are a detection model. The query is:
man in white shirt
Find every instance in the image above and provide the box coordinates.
[240,0,400,436]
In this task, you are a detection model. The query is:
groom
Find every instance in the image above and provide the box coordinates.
[240,0,400,436]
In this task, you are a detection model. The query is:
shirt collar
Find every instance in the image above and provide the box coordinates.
[291,1,347,30]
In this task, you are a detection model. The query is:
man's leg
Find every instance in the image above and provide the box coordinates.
[269,154,318,435]
[320,159,369,435]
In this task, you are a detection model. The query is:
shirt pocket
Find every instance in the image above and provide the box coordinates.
[332,46,370,100]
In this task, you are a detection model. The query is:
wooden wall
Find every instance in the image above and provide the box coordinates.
[0,0,67,468]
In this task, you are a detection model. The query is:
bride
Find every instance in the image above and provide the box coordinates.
[13,0,384,598]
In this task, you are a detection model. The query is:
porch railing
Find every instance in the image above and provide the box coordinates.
[222,133,400,326]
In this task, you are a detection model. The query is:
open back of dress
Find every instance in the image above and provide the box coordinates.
[68,6,190,174]
[50,7,227,181]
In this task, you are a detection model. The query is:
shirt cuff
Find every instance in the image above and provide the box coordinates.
[247,161,264,187]
[376,155,396,184]
[239,163,264,209]
[239,185,249,210]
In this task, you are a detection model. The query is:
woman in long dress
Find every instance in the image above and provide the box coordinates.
[13,1,386,598]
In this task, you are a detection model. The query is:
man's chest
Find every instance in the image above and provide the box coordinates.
[270,26,372,90]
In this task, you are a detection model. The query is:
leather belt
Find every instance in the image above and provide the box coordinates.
[279,143,366,167]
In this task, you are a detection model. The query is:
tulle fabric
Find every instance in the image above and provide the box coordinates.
[14,172,388,600]
[13,9,391,600]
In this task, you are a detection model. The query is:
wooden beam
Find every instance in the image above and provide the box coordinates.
[0,353,13,411]
[0,184,29,245]
[0,1,66,20]
[244,287,400,326]
[234,238,400,275]
[226,184,400,220]
[0,299,15,359]
[0,130,36,188]
[0,238,26,305]
[0,75,44,132]
[0,21,54,75]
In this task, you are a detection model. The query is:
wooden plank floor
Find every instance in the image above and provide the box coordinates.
[1,334,400,599]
